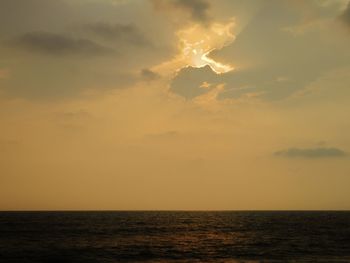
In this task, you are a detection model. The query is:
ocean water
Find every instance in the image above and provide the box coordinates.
[0,211,350,262]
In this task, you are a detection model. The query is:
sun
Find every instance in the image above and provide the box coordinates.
[189,46,233,74]
[178,21,235,74]
[151,20,236,77]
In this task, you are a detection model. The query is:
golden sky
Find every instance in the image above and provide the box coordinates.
[1,0,350,210]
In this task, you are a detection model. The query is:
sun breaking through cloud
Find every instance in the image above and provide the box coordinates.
[178,21,235,74]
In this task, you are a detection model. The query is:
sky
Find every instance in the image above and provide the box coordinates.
[1,0,350,210]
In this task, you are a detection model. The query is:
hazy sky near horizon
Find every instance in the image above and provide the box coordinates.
[1,0,350,210]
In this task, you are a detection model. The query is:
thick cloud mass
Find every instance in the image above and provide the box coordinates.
[170,0,350,101]
[274,147,347,158]
[170,66,219,99]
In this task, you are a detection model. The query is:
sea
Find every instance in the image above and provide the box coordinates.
[0,211,350,262]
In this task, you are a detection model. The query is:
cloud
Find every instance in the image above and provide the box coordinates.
[177,0,350,102]
[141,68,160,81]
[170,65,219,99]
[84,22,152,47]
[340,1,350,26]
[151,0,211,24]
[9,31,113,56]
[274,147,347,158]
[0,0,177,100]
[173,0,211,23]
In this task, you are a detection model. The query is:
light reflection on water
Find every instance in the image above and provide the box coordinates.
[0,211,350,262]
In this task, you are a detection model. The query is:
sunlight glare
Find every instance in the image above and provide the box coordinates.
[178,21,236,74]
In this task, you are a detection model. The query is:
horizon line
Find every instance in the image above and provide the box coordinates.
[1,209,350,212]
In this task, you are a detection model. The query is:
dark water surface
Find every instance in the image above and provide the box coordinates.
[0,211,350,262]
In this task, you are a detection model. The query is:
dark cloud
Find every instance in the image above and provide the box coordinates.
[84,22,152,47]
[340,2,350,26]
[141,68,160,81]
[274,147,347,158]
[170,65,219,99]
[9,31,113,56]
[152,0,211,24]
[173,0,211,23]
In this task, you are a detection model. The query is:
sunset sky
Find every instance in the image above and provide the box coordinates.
[1,0,350,210]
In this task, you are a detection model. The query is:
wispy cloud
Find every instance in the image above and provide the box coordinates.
[274,147,347,158]
[84,22,152,47]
